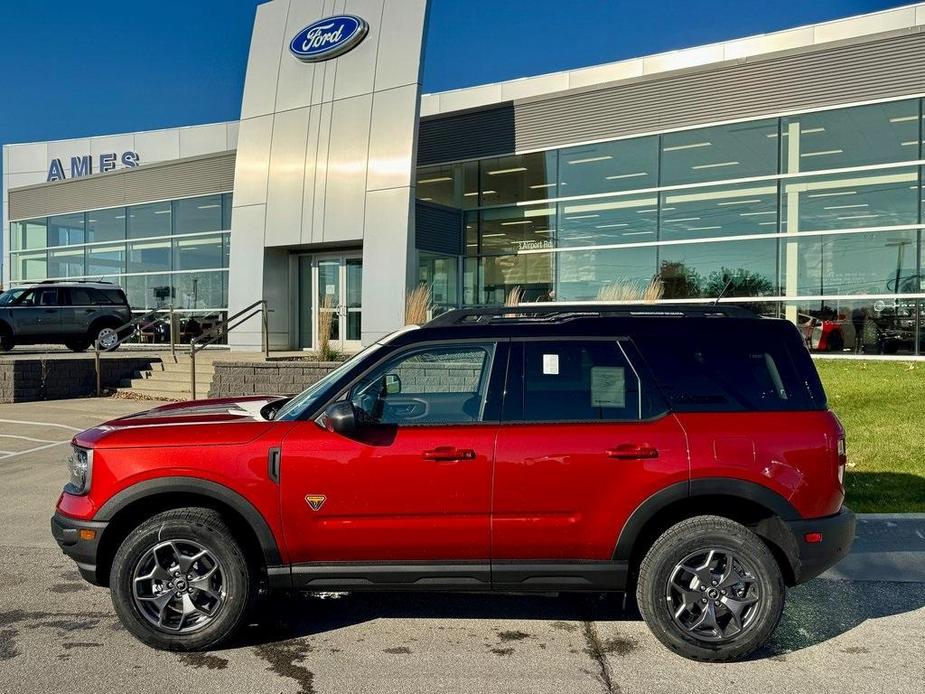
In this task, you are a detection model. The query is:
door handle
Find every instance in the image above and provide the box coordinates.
[423,446,476,461]
[606,444,659,460]
[268,447,281,483]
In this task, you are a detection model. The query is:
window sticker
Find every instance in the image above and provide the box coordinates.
[591,366,626,408]
[542,353,560,375]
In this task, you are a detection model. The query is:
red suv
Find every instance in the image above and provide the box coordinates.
[51,304,854,661]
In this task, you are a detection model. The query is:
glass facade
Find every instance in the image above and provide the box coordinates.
[9,193,232,314]
[415,97,925,355]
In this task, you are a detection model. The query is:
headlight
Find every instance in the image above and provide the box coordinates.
[65,446,93,495]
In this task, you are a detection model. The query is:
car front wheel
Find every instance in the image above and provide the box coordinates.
[110,507,255,651]
[636,515,785,662]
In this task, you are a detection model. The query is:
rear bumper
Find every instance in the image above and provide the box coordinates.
[785,506,856,584]
[50,512,108,585]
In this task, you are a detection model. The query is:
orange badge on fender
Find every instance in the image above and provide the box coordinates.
[305,494,327,511]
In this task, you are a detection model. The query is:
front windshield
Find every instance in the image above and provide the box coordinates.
[0,288,26,306]
[275,341,384,421]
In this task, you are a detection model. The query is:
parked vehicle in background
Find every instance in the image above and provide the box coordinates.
[51,304,854,661]
[0,280,132,352]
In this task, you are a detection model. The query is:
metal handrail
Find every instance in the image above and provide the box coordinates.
[189,300,270,399]
[94,306,176,396]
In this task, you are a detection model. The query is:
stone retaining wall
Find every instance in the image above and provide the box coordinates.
[0,357,155,403]
[208,360,341,398]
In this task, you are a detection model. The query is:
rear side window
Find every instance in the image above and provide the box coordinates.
[69,288,93,305]
[519,341,644,422]
[100,288,128,305]
[636,325,816,412]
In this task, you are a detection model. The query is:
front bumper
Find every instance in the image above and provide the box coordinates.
[50,512,109,585]
[785,506,856,584]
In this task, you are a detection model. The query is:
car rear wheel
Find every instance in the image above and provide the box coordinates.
[110,507,255,651]
[93,325,120,351]
[636,515,784,662]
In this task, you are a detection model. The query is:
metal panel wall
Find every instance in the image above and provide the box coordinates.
[418,104,515,165]
[8,152,235,220]
[229,0,430,349]
[415,202,463,256]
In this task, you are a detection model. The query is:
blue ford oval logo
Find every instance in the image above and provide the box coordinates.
[290,15,368,62]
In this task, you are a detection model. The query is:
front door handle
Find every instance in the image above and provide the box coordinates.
[268,447,281,483]
[423,446,476,461]
[606,444,659,460]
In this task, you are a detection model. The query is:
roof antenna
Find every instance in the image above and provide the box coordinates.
[713,272,736,305]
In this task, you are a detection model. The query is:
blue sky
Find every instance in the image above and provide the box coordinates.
[0,0,912,223]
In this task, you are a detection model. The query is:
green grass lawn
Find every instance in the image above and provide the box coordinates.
[815,359,925,513]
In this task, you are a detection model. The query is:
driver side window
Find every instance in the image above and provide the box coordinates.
[349,343,495,426]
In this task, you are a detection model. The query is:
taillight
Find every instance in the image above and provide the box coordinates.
[836,436,847,484]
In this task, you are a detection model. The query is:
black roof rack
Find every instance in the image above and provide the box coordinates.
[426,303,759,327]
[35,279,115,285]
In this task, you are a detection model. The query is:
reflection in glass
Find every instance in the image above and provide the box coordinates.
[558,136,658,196]
[173,195,224,235]
[781,100,921,173]
[128,202,171,239]
[47,248,85,278]
[660,238,779,299]
[12,251,48,281]
[479,151,558,205]
[661,183,778,240]
[480,205,556,255]
[416,162,478,209]
[558,196,658,246]
[793,299,920,355]
[87,244,126,277]
[86,208,126,243]
[660,119,777,185]
[556,246,657,301]
[128,240,171,273]
[481,254,553,304]
[781,230,919,296]
[173,235,224,271]
[782,169,919,232]
[48,213,85,246]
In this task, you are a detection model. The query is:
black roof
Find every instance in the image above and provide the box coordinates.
[388,303,781,346]
[426,303,757,327]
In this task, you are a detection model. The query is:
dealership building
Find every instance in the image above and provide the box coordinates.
[4,1,925,354]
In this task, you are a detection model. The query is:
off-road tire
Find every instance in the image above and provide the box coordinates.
[636,515,785,662]
[110,507,255,651]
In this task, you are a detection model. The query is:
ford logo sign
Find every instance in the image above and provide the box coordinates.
[290,15,368,62]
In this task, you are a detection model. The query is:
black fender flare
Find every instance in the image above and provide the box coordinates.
[95,477,282,566]
[613,477,801,561]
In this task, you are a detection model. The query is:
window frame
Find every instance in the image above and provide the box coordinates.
[502,336,668,425]
[309,339,510,427]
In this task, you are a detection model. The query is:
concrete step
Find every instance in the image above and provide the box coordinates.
[128,377,197,394]
[133,371,209,386]
[149,362,215,376]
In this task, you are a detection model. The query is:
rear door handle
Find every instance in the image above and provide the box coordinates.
[606,444,659,460]
[423,446,476,461]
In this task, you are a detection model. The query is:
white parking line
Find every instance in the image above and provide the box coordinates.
[0,434,59,444]
[0,440,70,460]
[0,418,81,432]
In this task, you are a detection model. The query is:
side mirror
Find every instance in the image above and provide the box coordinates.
[323,401,358,434]
[384,373,401,395]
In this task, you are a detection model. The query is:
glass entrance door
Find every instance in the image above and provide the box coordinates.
[298,254,363,352]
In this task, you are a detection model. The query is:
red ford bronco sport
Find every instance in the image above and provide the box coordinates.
[51,304,854,661]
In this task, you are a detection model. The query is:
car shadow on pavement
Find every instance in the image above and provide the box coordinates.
[753,577,925,659]
[233,590,635,648]
[232,577,925,660]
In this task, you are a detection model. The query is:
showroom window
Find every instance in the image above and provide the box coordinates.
[173,195,224,235]
[660,119,778,186]
[479,151,558,205]
[128,201,171,239]
[86,207,126,243]
[781,99,922,173]
[558,136,659,197]
[47,212,85,246]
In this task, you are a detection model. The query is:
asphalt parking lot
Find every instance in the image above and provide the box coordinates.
[1,399,924,694]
